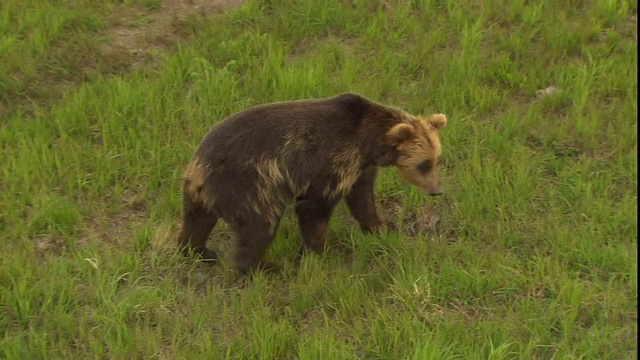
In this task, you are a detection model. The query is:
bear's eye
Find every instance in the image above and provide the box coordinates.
[416,160,432,174]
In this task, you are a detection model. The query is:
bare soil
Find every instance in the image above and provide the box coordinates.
[105,0,246,69]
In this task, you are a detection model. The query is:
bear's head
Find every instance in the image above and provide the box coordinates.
[385,114,447,196]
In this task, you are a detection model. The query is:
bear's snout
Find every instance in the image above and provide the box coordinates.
[426,179,443,196]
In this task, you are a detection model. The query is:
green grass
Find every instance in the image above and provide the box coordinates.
[1,0,637,358]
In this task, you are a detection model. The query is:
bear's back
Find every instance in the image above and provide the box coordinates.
[194,93,371,163]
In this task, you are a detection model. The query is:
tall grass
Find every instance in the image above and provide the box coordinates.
[1,0,637,358]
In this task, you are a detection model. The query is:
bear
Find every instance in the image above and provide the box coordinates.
[177,93,447,273]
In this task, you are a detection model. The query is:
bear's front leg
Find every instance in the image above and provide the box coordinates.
[345,165,395,233]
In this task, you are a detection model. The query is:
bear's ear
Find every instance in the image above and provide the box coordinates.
[386,123,415,145]
[426,114,447,129]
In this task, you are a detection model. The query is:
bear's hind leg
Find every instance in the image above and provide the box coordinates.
[294,197,338,260]
[178,197,219,263]
[232,214,283,274]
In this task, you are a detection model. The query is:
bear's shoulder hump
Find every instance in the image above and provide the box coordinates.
[331,93,371,118]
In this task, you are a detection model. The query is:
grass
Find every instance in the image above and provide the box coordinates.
[0,0,637,358]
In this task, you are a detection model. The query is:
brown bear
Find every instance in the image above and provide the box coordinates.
[177,93,447,273]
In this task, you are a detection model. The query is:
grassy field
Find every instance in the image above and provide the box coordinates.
[0,0,637,358]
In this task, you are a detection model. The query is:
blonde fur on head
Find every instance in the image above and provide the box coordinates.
[384,113,447,194]
[385,123,415,145]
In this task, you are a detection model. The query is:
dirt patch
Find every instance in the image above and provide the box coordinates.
[1,0,246,119]
[105,0,246,69]
[378,196,443,238]
[404,206,442,237]
[35,236,66,255]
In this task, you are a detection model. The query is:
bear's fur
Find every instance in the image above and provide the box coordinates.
[178,93,447,273]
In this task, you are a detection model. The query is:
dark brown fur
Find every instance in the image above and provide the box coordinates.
[177,93,447,273]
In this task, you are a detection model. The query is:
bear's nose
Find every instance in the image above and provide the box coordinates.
[427,189,443,196]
